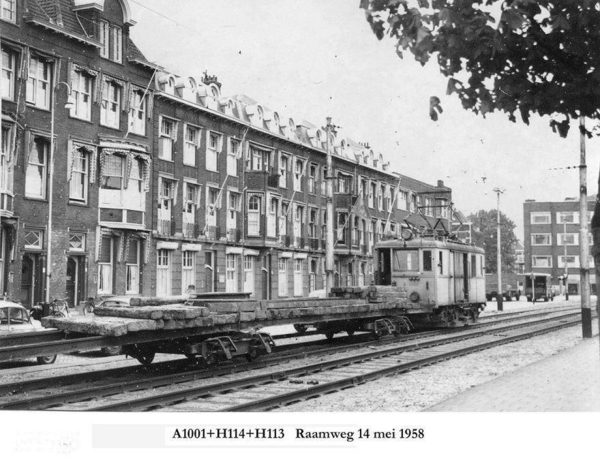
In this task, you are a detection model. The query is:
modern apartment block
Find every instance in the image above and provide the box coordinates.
[1,0,453,309]
[523,197,596,295]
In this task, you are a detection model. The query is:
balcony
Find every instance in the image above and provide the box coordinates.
[183,222,200,239]
[294,236,305,248]
[309,238,320,250]
[157,219,175,237]
[227,228,241,242]
[201,226,221,241]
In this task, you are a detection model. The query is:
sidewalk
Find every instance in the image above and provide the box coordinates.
[427,336,600,412]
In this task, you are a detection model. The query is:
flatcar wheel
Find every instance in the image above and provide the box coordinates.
[325,332,334,341]
[204,354,217,366]
[346,329,355,336]
[36,355,57,365]
[294,324,308,334]
[246,348,260,362]
[184,353,197,360]
[136,352,155,366]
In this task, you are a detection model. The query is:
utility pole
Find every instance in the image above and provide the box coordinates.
[563,221,568,301]
[579,116,592,338]
[325,118,335,297]
[494,188,505,311]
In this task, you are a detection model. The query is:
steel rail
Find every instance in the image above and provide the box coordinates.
[79,311,582,412]
[223,318,583,411]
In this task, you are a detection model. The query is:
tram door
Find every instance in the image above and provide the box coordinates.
[378,249,392,285]
[452,252,465,302]
[463,253,469,301]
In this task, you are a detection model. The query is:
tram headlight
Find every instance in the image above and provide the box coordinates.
[409,291,420,302]
[401,228,413,241]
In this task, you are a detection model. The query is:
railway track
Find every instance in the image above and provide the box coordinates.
[0,307,584,411]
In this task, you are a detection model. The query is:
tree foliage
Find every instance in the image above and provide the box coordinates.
[468,210,519,273]
[360,0,600,137]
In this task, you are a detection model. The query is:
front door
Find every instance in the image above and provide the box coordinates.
[21,254,40,308]
[66,257,85,307]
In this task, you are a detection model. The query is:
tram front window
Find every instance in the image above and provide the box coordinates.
[393,250,419,271]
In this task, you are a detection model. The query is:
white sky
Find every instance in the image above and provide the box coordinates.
[128,0,600,238]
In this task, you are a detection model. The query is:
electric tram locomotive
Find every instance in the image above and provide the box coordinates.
[373,232,486,327]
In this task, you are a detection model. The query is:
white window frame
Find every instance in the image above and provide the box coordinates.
[206,131,222,172]
[558,233,579,246]
[101,79,121,129]
[226,254,238,293]
[182,251,196,295]
[26,136,48,199]
[308,163,317,194]
[278,258,288,297]
[126,240,141,295]
[227,191,240,232]
[69,147,89,204]
[531,234,551,246]
[530,212,551,224]
[248,194,261,236]
[556,211,579,224]
[129,88,147,136]
[1,46,17,101]
[293,259,303,296]
[26,56,52,109]
[183,124,200,166]
[156,249,172,296]
[71,71,93,121]
[558,255,580,268]
[159,116,177,161]
[1,0,16,23]
[98,236,114,295]
[112,26,123,63]
[279,154,289,188]
[99,20,110,58]
[532,256,552,268]
[293,158,305,191]
[227,138,240,176]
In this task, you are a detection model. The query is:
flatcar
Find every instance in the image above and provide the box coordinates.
[373,235,486,327]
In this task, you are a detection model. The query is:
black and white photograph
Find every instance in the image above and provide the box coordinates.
[1,0,599,460]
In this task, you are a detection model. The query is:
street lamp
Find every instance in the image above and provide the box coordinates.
[324,117,336,297]
[563,221,569,301]
[494,187,505,311]
[46,82,74,303]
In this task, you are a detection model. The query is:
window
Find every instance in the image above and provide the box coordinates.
[423,250,433,272]
[101,154,124,190]
[158,178,175,234]
[294,259,303,296]
[26,57,52,109]
[532,256,552,268]
[308,208,317,238]
[308,164,317,194]
[126,240,140,294]
[206,131,222,171]
[26,137,48,199]
[337,213,347,244]
[184,125,200,166]
[206,187,219,228]
[248,195,261,236]
[530,212,551,224]
[337,173,352,194]
[98,236,114,294]
[69,233,86,252]
[280,202,289,237]
[112,26,123,63]
[227,192,240,232]
[159,117,176,161]
[369,183,376,208]
[228,138,240,176]
[556,212,579,224]
[226,254,238,293]
[156,249,172,296]
[183,183,198,238]
[24,229,43,249]
[101,80,122,129]
[128,88,147,135]
[279,154,289,188]
[1,46,17,100]
[0,124,14,195]
[559,255,580,268]
[1,0,16,22]
[531,234,551,245]
[249,145,270,172]
[278,258,288,297]
[378,185,385,209]
[244,256,254,295]
[99,20,110,58]
[558,233,578,246]
[182,251,196,295]
[293,159,305,191]
[71,70,93,120]
[69,147,89,203]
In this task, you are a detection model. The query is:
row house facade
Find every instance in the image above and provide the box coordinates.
[1,0,453,308]
[523,198,596,295]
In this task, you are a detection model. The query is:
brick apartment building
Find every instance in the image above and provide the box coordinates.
[523,197,596,295]
[1,0,453,309]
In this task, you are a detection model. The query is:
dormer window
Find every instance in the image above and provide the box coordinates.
[165,77,175,95]
[99,20,122,63]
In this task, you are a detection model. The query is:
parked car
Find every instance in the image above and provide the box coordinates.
[93,296,135,356]
[0,301,58,365]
